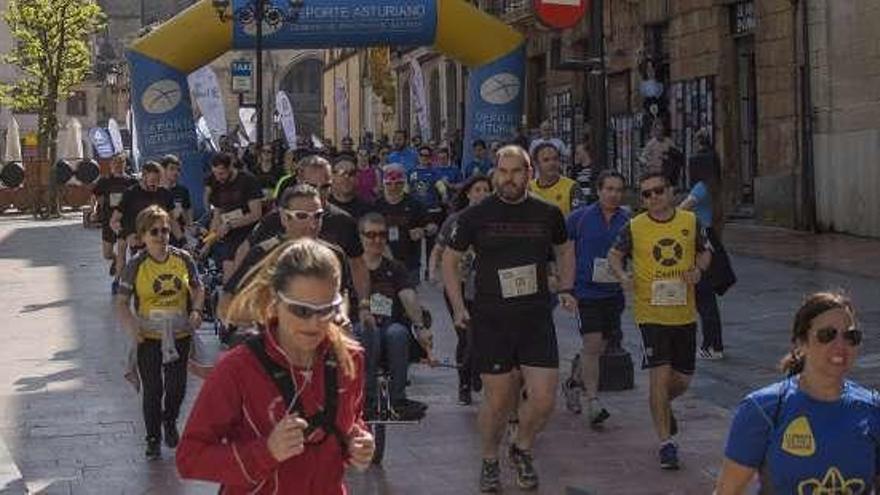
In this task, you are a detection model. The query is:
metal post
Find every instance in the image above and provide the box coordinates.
[255,0,264,151]
[592,0,608,172]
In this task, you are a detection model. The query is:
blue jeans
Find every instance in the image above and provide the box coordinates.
[356,321,411,404]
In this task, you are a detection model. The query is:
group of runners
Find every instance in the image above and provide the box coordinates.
[95,139,880,494]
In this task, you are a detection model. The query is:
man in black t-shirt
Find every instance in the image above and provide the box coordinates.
[373,164,430,286]
[328,155,374,219]
[160,154,193,249]
[443,145,576,493]
[204,153,264,280]
[233,154,375,330]
[221,184,351,320]
[90,153,136,277]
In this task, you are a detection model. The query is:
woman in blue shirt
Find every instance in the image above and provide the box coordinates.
[716,291,880,494]
[680,129,725,360]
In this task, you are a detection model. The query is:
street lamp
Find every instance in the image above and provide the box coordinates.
[212,0,306,152]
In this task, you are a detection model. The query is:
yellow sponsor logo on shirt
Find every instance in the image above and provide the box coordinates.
[782,416,816,457]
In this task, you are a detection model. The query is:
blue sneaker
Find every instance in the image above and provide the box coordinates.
[659,442,679,470]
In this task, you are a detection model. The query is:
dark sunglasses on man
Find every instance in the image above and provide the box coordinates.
[640,185,666,199]
[360,230,388,240]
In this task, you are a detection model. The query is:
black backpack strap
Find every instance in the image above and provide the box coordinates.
[245,337,302,416]
[303,353,345,450]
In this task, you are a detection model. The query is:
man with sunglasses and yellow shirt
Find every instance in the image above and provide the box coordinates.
[608,170,711,471]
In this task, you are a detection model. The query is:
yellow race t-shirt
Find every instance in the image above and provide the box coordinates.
[118,247,201,340]
[615,209,705,325]
[529,176,580,216]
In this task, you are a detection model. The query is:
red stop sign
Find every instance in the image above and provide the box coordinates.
[533,0,589,30]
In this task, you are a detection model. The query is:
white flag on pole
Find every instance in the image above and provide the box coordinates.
[409,59,430,140]
[188,66,227,143]
[107,118,124,154]
[275,90,297,149]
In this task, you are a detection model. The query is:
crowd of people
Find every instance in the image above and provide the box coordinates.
[89,121,880,494]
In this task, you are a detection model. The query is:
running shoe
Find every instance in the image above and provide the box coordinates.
[145,436,161,460]
[508,444,539,490]
[587,398,610,427]
[562,378,583,414]
[659,442,679,470]
[698,348,724,360]
[479,458,501,493]
[392,399,427,421]
[163,421,179,448]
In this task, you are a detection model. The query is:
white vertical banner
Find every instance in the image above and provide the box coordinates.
[4,116,21,162]
[409,59,429,139]
[187,66,227,144]
[107,118,124,154]
[275,90,297,149]
[335,77,349,141]
[239,107,257,143]
[128,108,140,171]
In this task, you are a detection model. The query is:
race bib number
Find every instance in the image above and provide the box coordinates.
[651,280,687,306]
[369,293,393,317]
[591,258,617,284]
[148,309,184,321]
[388,226,400,242]
[498,264,538,299]
[109,193,123,207]
[221,209,244,224]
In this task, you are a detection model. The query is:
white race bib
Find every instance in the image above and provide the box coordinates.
[369,293,394,317]
[651,280,687,306]
[221,209,244,224]
[148,309,184,321]
[591,258,618,284]
[388,226,400,242]
[498,264,538,299]
[109,193,123,207]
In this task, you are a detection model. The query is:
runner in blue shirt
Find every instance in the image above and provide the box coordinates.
[409,145,442,211]
[388,129,418,174]
[562,170,630,426]
[433,146,463,204]
[717,291,880,494]
[463,139,493,178]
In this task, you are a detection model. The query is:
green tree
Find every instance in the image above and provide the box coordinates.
[0,0,106,217]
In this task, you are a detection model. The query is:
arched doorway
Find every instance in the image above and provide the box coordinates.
[279,58,324,140]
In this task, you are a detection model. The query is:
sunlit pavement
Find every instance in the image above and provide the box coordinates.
[0,215,878,494]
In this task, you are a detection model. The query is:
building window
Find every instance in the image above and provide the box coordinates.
[545,90,573,150]
[66,91,88,116]
[730,1,756,37]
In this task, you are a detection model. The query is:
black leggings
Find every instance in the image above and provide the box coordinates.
[137,337,191,439]
[443,290,475,389]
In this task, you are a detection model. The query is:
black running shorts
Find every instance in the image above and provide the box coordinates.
[577,296,625,338]
[472,303,559,374]
[638,323,697,375]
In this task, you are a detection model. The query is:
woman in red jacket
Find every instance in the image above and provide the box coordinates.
[176,238,374,494]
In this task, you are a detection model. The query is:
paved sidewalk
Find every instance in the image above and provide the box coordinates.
[0,215,732,494]
[724,221,880,279]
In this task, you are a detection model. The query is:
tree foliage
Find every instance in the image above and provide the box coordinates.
[0,0,106,150]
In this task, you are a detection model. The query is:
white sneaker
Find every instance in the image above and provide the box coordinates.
[698,348,724,360]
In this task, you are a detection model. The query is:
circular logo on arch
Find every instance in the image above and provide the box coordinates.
[480,73,521,105]
[141,79,182,114]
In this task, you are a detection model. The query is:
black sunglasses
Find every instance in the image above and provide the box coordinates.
[640,186,667,199]
[148,227,170,237]
[815,326,863,346]
[276,292,343,321]
[361,230,388,240]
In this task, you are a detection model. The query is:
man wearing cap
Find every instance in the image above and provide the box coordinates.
[374,163,431,286]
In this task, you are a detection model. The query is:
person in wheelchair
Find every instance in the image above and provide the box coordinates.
[358,212,434,422]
